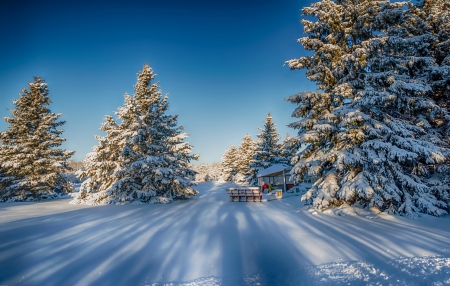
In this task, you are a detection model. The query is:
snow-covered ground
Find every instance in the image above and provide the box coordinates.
[0,181,449,285]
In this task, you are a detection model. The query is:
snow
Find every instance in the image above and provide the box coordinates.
[284,0,450,217]
[256,164,291,177]
[1,181,449,285]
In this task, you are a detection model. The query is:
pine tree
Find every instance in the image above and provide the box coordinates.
[191,163,217,182]
[72,64,198,205]
[235,134,257,184]
[192,162,221,181]
[280,134,300,166]
[0,163,15,197]
[422,0,450,66]
[286,0,450,216]
[220,145,238,182]
[0,77,74,201]
[192,164,211,182]
[420,0,450,114]
[245,113,287,185]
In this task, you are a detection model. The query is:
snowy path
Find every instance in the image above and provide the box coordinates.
[0,182,449,285]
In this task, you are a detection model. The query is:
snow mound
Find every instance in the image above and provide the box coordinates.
[148,256,450,285]
[301,203,381,219]
[322,203,381,219]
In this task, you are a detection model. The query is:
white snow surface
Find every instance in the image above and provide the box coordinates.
[257,164,291,177]
[0,181,449,285]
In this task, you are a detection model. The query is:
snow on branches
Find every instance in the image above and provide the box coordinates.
[244,113,288,186]
[286,0,450,217]
[72,64,198,205]
[0,77,74,201]
[219,134,258,184]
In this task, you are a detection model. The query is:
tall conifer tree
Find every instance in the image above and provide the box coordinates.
[220,145,238,182]
[72,64,198,205]
[245,113,287,185]
[420,0,450,115]
[286,0,450,216]
[235,134,257,184]
[0,77,74,201]
[280,134,300,166]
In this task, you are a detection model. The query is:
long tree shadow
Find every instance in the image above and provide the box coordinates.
[0,183,449,285]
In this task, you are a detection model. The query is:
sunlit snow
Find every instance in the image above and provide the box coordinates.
[0,182,449,285]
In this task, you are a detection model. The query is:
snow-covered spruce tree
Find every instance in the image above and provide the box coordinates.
[286,0,450,216]
[0,77,74,201]
[72,64,198,205]
[220,145,239,182]
[419,0,450,113]
[0,163,15,197]
[234,134,257,184]
[280,134,301,166]
[421,0,450,66]
[244,113,288,185]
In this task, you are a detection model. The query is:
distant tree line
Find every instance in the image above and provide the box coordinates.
[218,113,299,185]
[191,162,221,182]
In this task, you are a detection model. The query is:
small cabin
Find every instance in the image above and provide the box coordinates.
[257,164,319,193]
[257,164,294,192]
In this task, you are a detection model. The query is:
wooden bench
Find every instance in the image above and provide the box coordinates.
[226,187,262,202]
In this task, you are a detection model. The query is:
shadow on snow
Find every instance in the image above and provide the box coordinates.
[0,181,449,285]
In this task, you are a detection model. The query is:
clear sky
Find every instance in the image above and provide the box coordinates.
[0,0,315,165]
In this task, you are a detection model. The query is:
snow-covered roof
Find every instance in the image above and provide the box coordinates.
[257,164,292,177]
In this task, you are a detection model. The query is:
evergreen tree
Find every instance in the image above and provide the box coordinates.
[192,162,221,182]
[72,64,198,205]
[0,77,74,201]
[280,134,300,166]
[0,163,15,197]
[421,0,450,66]
[192,163,213,182]
[220,145,238,182]
[420,0,450,114]
[286,0,450,216]
[209,162,222,181]
[235,134,257,184]
[245,113,287,185]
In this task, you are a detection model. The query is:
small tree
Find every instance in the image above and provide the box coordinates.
[245,113,287,185]
[235,134,257,184]
[0,77,74,201]
[280,134,300,166]
[220,145,238,182]
[72,64,198,205]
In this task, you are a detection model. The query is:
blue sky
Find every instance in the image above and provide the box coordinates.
[0,0,315,164]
